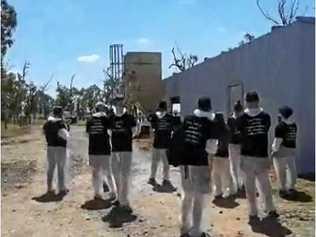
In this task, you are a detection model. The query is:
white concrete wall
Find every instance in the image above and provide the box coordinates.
[163,18,315,174]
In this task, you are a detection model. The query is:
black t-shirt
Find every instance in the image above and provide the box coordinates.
[86,114,111,155]
[151,113,177,149]
[111,113,136,152]
[275,121,297,148]
[237,111,271,158]
[43,119,68,147]
[215,125,229,158]
[227,117,242,144]
[182,115,219,166]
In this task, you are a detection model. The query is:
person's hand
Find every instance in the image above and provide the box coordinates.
[271,151,277,157]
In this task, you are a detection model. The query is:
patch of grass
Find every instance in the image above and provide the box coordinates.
[1,122,31,138]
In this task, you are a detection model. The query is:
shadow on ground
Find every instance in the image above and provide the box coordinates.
[153,183,177,193]
[32,191,66,203]
[212,196,240,209]
[250,216,292,237]
[102,206,137,228]
[81,198,112,210]
[298,173,315,182]
[281,190,313,203]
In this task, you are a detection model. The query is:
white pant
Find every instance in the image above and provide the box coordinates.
[112,152,132,205]
[212,157,235,196]
[47,146,67,192]
[89,155,116,197]
[240,156,276,216]
[180,166,210,237]
[273,156,297,191]
[229,144,243,190]
[150,148,170,180]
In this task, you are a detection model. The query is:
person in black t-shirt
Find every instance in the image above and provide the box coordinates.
[179,97,219,237]
[110,98,136,212]
[238,91,278,223]
[148,101,177,190]
[43,106,70,196]
[212,113,235,199]
[86,102,116,200]
[272,106,298,198]
[227,100,244,193]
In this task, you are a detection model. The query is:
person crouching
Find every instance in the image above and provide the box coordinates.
[86,102,116,200]
[212,113,235,199]
[43,106,70,196]
[180,97,219,237]
[110,97,136,212]
[272,106,298,198]
[238,91,278,223]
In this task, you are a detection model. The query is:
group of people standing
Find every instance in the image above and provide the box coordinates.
[42,91,297,237]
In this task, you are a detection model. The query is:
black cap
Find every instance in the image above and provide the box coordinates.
[53,106,63,117]
[234,100,243,112]
[279,106,293,119]
[245,91,259,102]
[198,97,212,112]
[158,101,167,111]
[215,112,225,123]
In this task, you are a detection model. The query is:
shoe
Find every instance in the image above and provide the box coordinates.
[248,215,260,225]
[267,210,279,218]
[179,233,191,237]
[108,192,116,201]
[279,190,289,198]
[112,200,120,206]
[162,180,177,191]
[288,189,297,195]
[94,194,103,200]
[148,178,157,186]
[222,192,231,199]
[214,194,223,200]
[58,189,69,197]
[47,190,55,195]
[120,205,133,214]
[200,233,211,237]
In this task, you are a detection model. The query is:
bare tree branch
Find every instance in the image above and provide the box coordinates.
[256,0,281,25]
[40,74,54,92]
[257,0,302,26]
[169,47,198,72]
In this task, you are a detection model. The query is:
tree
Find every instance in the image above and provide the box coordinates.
[256,0,303,26]
[80,85,102,110]
[169,47,198,72]
[1,0,17,72]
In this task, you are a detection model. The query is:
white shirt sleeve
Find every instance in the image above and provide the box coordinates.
[272,138,283,152]
[205,139,218,155]
[58,128,70,140]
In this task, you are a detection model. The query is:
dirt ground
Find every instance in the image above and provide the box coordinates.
[1,125,315,237]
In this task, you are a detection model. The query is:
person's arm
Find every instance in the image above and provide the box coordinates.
[205,121,219,155]
[58,123,70,140]
[172,115,182,131]
[42,122,47,135]
[86,119,91,134]
[272,124,284,153]
[150,114,157,131]
[266,114,271,131]
[129,115,137,137]
[58,128,70,140]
